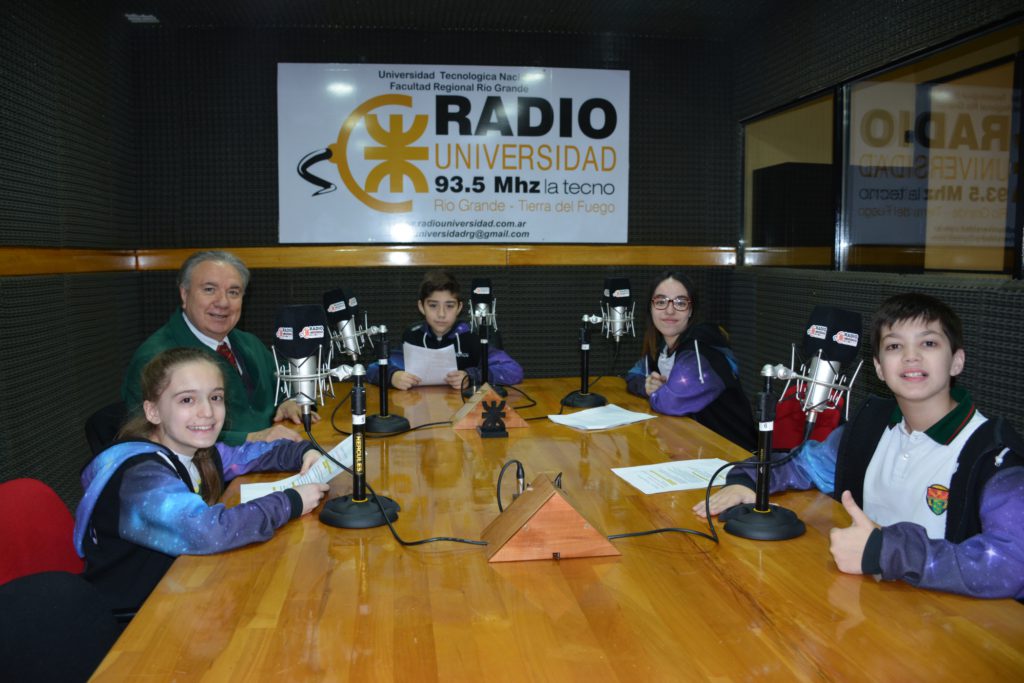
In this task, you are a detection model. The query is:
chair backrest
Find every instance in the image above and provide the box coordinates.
[85,400,128,457]
[0,571,119,681]
[773,385,843,451]
[0,478,85,586]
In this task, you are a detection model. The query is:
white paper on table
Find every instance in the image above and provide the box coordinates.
[612,458,733,494]
[403,342,458,385]
[547,404,656,430]
[239,437,352,503]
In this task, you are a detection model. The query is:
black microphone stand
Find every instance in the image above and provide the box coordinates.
[463,318,507,399]
[720,364,805,541]
[365,326,411,435]
[562,318,607,408]
[320,367,401,529]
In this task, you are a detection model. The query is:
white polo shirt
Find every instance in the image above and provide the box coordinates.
[863,409,987,539]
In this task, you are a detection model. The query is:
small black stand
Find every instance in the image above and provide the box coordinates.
[366,327,410,435]
[722,367,805,541]
[477,400,508,439]
[464,321,507,399]
[562,321,606,408]
[320,369,401,529]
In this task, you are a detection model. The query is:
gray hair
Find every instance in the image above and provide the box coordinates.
[178,250,251,291]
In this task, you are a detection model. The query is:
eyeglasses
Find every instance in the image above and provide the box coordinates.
[651,296,691,311]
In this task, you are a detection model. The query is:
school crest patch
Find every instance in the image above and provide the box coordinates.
[926,484,949,516]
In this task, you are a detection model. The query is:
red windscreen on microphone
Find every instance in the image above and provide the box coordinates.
[802,306,862,364]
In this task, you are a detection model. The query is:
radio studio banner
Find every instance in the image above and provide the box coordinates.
[277,63,629,243]
[847,72,1014,270]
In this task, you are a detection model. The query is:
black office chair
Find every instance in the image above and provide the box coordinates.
[85,401,127,458]
[0,571,120,682]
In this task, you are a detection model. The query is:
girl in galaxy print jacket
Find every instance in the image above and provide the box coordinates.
[74,348,329,612]
[697,294,1024,600]
[625,270,756,452]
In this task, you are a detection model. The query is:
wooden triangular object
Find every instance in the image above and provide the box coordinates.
[451,383,528,430]
[481,475,620,562]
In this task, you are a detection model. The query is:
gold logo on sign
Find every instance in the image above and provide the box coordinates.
[328,94,429,213]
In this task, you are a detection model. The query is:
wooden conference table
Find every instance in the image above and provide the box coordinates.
[93,377,1023,681]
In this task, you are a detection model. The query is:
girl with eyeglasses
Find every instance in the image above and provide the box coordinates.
[625,270,757,451]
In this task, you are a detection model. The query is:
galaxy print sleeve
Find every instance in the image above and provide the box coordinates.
[624,357,647,397]
[878,467,1024,599]
[724,426,843,494]
[217,439,312,482]
[115,459,297,556]
[649,348,726,417]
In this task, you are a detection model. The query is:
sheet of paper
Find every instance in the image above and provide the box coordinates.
[612,458,734,494]
[403,342,458,385]
[548,404,656,430]
[239,437,352,503]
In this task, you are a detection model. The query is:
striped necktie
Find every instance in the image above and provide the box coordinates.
[216,342,241,374]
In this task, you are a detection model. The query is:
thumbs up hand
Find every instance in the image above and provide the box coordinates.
[829,490,879,575]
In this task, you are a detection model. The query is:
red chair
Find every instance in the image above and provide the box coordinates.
[0,478,84,587]
[773,385,843,451]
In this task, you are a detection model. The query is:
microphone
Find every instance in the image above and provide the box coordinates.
[777,306,864,441]
[720,364,806,541]
[323,288,372,360]
[464,277,507,398]
[562,277,633,408]
[319,365,401,529]
[469,278,497,333]
[601,277,635,344]
[272,305,338,431]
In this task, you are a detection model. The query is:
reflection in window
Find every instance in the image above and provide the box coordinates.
[743,21,1022,276]
[844,25,1021,274]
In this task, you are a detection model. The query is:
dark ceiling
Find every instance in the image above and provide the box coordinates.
[113,0,771,37]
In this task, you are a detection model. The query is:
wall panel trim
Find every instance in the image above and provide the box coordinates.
[1,245,738,275]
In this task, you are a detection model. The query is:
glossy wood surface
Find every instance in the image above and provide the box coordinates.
[0,247,137,275]
[93,378,1024,682]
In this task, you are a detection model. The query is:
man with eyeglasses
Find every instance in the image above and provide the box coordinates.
[121,251,309,444]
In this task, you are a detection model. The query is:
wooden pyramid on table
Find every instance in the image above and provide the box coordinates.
[481,474,620,563]
[451,383,528,430]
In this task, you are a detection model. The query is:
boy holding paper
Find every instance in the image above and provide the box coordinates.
[367,270,524,391]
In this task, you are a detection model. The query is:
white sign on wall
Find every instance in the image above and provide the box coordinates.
[277,63,630,243]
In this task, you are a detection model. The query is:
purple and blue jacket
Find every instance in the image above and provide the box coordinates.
[74,438,310,610]
[626,323,756,451]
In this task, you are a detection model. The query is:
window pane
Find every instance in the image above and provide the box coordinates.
[845,25,1022,273]
[741,97,835,254]
[743,96,834,253]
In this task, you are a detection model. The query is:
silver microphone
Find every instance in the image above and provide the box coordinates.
[600,277,635,343]
[469,278,497,332]
[323,288,379,360]
[803,355,842,414]
[272,305,336,412]
[775,306,864,435]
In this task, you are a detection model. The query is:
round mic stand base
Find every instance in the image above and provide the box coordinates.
[365,413,410,435]
[320,494,400,529]
[561,391,607,408]
[720,503,806,541]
